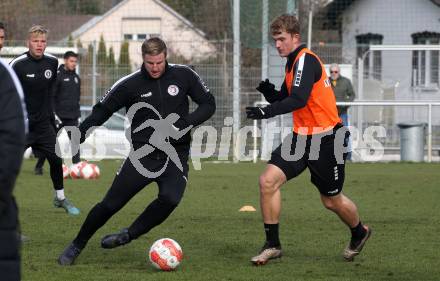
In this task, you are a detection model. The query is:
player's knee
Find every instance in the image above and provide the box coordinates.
[158,193,182,207]
[96,201,118,215]
[259,174,279,194]
[321,195,341,211]
[46,154,62,166]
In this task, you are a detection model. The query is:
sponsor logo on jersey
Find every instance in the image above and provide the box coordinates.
[141,92,152,98]
[328,188,339,195]
[44,69,53,79]
[294,70,302,87]
[167,85,179,96]
[201,80,210,92]
[99,90,111,103]
[294,53,305,87]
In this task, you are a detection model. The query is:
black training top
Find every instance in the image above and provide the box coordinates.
[266,44,323,115]
[53,64,81,119]
[80,62,216,153]
[10,52,58,124]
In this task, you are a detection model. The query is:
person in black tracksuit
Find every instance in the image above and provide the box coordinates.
[58,37,216,265]
[35,51,81,172]
[0,59,27,281]
[10,25,79,215]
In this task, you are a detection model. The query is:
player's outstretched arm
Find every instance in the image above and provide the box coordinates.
[256,79,288,103]
[177,68,216,129]
[79,83,131,143]
[246,54,319,120]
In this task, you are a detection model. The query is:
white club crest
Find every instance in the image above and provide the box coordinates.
[44,69,53,79]
[167,85,179,96]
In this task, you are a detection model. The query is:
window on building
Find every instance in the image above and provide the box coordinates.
[356,33,383,80]
[124,34,133,40]
[123,33,161,41]
[412,31,440,88]
[137,34,147,40]
[149,34,161,39]
[122,18,161,42]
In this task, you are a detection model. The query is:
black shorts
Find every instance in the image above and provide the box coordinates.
[268,124,349,197]
[25,121,57,158]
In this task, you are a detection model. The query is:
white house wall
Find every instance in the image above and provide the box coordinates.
[74,0,215,67]
[341,0,440,124]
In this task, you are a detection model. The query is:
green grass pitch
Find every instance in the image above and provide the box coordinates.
[15,160,440,281]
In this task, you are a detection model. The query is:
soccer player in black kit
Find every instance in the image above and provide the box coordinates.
[58,37,215,265]
[34,51,82,174]
[10,25,79,215]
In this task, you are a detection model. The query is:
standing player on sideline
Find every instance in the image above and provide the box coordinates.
[0,58,27,281]
[246,14,371,265]
[10,25,80,215]
[58,37,215,265]
[34,51,82,173]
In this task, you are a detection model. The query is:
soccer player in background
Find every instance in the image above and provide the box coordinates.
[34,51,82,174]
[246,14,371,265]
[58,37,215,265]
[10,25,80,215]
[0,58,27,281]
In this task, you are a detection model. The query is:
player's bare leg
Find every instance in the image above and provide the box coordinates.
[251,164,286,265]
[320,194,371,261]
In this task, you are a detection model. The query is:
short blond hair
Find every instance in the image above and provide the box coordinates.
[270,14,300,36]
[141,37,167,57]
[28,25,48,37]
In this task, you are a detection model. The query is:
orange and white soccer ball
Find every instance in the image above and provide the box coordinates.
[62,164,69,179]
[149,238,183,271]
[92,164,100,178]
[69,162,84,179]
[80,163,96,179]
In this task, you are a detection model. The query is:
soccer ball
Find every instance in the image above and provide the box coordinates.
[69,162,84,179]
[92,164,100,178]
[62,164,69,179]
[149,238,183,271]
[80,163,97,179]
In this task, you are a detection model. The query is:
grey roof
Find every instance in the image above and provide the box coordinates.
[70,16,102,39]
[326,0,440,26]
[70,0,207,39]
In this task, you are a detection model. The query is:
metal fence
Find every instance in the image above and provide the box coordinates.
[2,0,440,161]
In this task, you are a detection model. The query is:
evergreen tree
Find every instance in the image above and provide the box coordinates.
[76,38,83,49]
[97,34,107,66]
[67,34,74,47]
[108,46,116,67]
[118,41,131,76]
[86,43,94,64]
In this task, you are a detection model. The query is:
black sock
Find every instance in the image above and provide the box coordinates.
[264,223,280,247]
[350,221,366,240]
